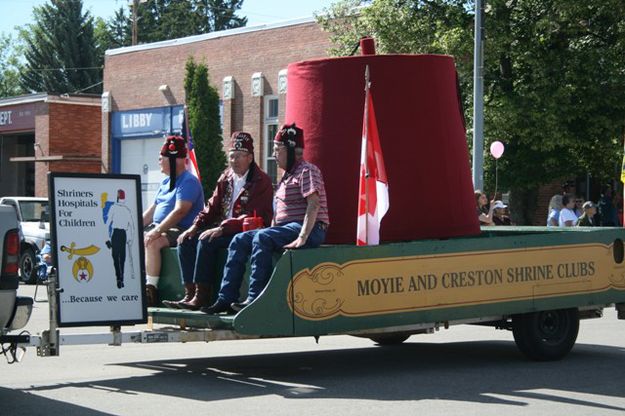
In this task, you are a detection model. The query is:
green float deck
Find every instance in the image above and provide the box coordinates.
[152,226,625,338]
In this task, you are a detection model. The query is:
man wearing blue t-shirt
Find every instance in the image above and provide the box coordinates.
[142,135,204,306]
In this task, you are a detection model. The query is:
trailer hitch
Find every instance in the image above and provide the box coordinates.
[1,333,29,363]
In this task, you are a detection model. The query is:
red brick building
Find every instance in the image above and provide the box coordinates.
[102,18,331,208]
[0,94,101,198]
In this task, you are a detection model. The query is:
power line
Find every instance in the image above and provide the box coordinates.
[29,66,103,72]
[73,80,103,93]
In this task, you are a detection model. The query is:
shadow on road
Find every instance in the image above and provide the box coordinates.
[15,339,625,411]
[0,386,116,416]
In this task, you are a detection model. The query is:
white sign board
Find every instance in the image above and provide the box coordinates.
[49,173,147,326]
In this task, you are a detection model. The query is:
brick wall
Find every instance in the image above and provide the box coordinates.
[48,103,101,156]
[103,21,331,169]
[34,102,102,196]
[533,182,563,225]
[34,102,49,197]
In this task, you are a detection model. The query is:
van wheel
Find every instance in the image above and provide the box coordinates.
[512,308,579,361]
[369,334,410,345]
[19,247,37,285]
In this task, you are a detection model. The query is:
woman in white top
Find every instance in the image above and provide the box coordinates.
[547,194,563,227]
[558,194,578,227]
[475,190,495,225]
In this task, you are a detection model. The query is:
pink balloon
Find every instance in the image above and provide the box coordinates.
[490,141,505,159]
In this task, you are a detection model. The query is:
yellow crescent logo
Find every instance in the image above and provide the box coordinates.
[72,256,94,283]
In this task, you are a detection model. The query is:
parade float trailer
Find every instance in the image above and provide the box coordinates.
[7,41,625,362]
[145,225,625,361]
[14,220,625,362]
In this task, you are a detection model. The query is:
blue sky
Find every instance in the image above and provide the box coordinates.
[0,0,338,38]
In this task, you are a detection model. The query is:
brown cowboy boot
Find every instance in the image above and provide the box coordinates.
[179,283,211,311]
[162,283,196,309]
[145,284,158,307]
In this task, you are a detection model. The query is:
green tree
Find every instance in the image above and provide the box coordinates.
[197,0,248,32]
[184,57,226,195]
[95,7,132,52]
[482,0,625,223]
[135,0,247,44]
[20,0,102,94]
[318,0,625,224]
[0,33,26,97]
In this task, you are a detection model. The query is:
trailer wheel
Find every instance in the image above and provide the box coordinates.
[19,247,37,285]
[512,308,579,361]
[369,334,410,345]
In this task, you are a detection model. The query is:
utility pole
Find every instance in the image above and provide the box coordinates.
[131,0,138,45]
[131,0,147,45]
[472,0,485,191]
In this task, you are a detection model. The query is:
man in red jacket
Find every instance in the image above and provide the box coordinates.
[163,132,273,310]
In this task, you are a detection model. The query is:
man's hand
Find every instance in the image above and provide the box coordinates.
[285,192,320,249]
[144,229,162,247]
[199,227,223,242]
[284,235,306,249]
[176,228,197,245]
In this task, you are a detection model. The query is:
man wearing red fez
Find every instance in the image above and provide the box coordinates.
[202,123,329,314]
[162,132,273,310]
[142,135,204,306]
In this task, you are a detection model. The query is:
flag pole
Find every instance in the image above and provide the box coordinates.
[183,105,191,141]
[364,65,371,245]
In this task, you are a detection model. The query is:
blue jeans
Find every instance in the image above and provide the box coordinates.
[218,222,327,303]
[177,234,234,285]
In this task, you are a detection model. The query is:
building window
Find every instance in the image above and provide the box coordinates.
[264,95,279,184]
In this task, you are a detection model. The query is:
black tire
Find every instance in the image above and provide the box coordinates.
[512,308,579,361]
[369,333,410,346]
[19,247,37,285]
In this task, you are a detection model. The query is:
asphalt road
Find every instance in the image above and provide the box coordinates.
[2,284,625,416]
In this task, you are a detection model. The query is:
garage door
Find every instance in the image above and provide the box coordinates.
[120,137,164,211]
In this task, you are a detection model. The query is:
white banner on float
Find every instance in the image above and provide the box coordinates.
[49,173,147,326]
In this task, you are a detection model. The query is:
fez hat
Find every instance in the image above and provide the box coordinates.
[160,135,188,159]
[229,131,254,154]
[274,123,304,149]
[160,135,188,191]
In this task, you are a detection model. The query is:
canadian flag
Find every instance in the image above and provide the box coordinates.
[357,67,389,246]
